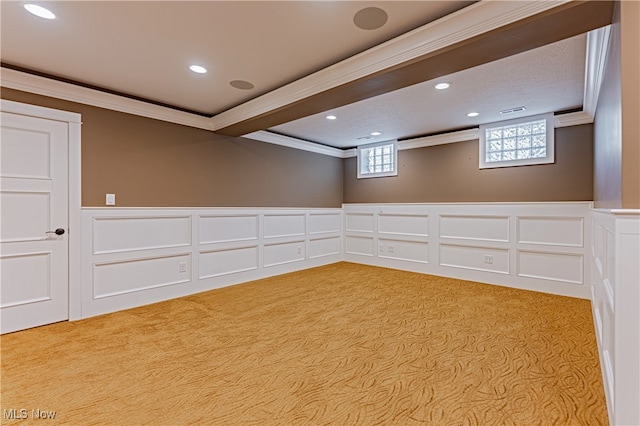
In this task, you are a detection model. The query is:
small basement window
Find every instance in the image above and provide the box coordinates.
[357,140,398,179]
[479,113,554,169]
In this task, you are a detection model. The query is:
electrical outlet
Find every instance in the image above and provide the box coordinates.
[297,247,302,255]
[178,262,187,273]
[105,193,116,205]
[483,254,494,264]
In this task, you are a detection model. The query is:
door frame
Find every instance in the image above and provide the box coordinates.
[1,99,83,321]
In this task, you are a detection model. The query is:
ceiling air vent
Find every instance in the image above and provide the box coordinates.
[500,106,526,115]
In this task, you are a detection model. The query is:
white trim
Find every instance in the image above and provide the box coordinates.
[592,208,640,216]
[210,1,570,131]
[554,111,593,128]
[0,68,213,131]
[67,118,82,321]
[584,26,612,120]
[242,130,345,158]
[0,99,83,321]
[399,129,480,151]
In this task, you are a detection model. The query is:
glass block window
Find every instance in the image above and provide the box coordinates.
[479,113,554,169]
[357,140,398,179]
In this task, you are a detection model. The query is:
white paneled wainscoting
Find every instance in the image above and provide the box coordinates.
[343,202,593,299]
[590,209,640,426]
[81,208,342,318]
[81,203,595,320]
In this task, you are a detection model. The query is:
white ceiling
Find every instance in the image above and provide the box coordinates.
[1,1,588,150]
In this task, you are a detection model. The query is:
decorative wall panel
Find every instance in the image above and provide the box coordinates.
[93,216,191,254]
[199,215,258,244]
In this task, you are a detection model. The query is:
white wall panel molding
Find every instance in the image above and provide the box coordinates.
[379,238,429,264]
[344,202,592,299]
[590,209,640,426]
[516,250,583,284]
[440,243,510,275]
[263,240,305,268]
[440,214,509,243]
[309,212,342,235]
[309,236,341,259]
[517,216,584,247]
[92,215,191,254]
[263,213,305,239]
[198,245,259,279]
[81,207,341,319]
[378,213,429,237]
[345,235,375,257]
[198,214,259,245]
[92,253,192,299]
[345,213,375,233]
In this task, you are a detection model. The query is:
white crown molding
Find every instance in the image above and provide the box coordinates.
[273,110,590,160]
[399,129,480,151]
[340,128,481,158]
[0,67,213,131]
[583,26,612,120]
[554,111,593,128]
[242,131,346,158]
[343,148,358,159]
[209,0,570,131]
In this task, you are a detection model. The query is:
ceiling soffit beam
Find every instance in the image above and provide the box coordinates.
[216,0,614,137]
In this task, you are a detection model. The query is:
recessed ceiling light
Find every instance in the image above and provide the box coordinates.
[326,115,337,120]
[24,4,56,19]
[189,65,207,74]
[435,82,451,90]
[466,112,479,117]
[370,131,382,136]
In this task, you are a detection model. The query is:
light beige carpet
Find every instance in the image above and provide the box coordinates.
[1,262,608,425]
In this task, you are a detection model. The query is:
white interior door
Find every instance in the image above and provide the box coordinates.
[1,111,69,334]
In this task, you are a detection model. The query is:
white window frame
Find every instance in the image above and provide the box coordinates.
[479,113,554,169]
[357,140,398,179]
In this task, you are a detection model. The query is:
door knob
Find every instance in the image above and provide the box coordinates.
[46,228,65,236]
